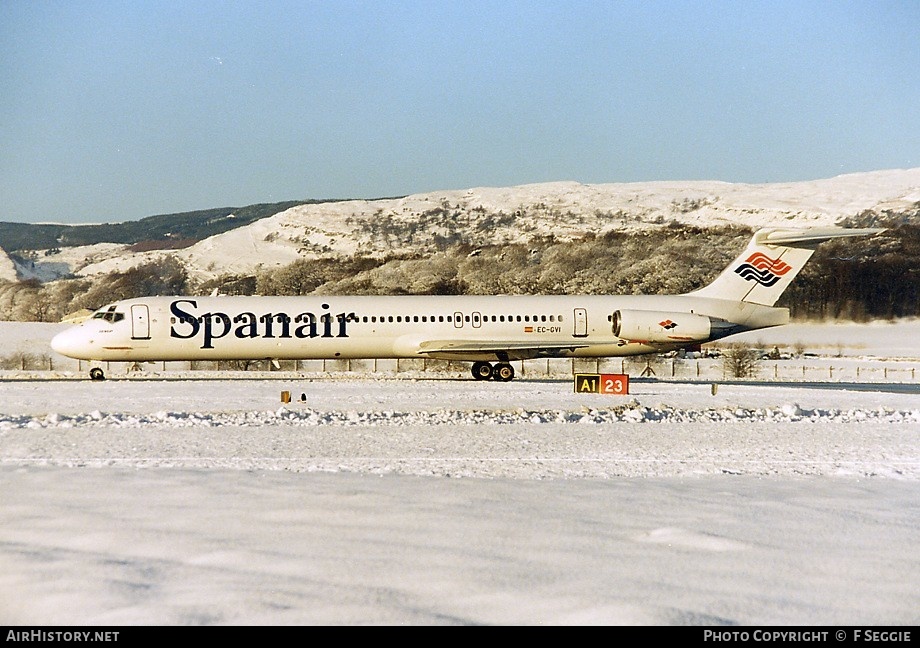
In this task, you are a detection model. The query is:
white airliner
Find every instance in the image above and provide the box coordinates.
[51,227,883,382]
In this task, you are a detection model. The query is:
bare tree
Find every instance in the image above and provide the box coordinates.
[720,343,761,378]
[0,351,48,370]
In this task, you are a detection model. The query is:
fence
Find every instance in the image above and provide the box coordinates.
[27,355,917,383]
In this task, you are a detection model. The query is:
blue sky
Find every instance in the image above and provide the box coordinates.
[2,1,918,224]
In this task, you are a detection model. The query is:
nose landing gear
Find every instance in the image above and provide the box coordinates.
[470,361,515,382]
[89,367,106,381]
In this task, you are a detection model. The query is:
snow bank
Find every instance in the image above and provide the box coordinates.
[3,399,918,431]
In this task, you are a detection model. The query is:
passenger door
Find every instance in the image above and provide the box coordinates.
[131,304,151,340]
[573,308,588,337]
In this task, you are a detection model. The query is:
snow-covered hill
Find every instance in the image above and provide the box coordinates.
[0,248,17,283]
[17,168,920,283]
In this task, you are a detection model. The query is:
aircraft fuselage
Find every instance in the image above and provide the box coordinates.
[50,294,785,363]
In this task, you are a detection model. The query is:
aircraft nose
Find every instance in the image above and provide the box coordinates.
[51,327,88,358]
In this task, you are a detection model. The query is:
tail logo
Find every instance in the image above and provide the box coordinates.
[733,253,793,287]
[658,319,677,329]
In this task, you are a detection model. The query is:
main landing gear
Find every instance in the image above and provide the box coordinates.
[471,361,515,382]
[89,367,106,381]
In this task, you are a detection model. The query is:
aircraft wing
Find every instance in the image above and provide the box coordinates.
[417,339,594,360]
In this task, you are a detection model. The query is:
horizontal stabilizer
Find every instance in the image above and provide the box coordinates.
[755,227,886,247]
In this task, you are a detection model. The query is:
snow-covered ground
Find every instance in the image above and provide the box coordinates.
[1,320,918,625]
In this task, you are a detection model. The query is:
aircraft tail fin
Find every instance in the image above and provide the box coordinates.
[687,227,885,306]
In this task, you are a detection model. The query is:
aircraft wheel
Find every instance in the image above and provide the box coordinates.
[492,363,515,382]
[89,367,106,381]
[471,361,493,380]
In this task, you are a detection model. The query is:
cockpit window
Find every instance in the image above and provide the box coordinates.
[92,306,125,323]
